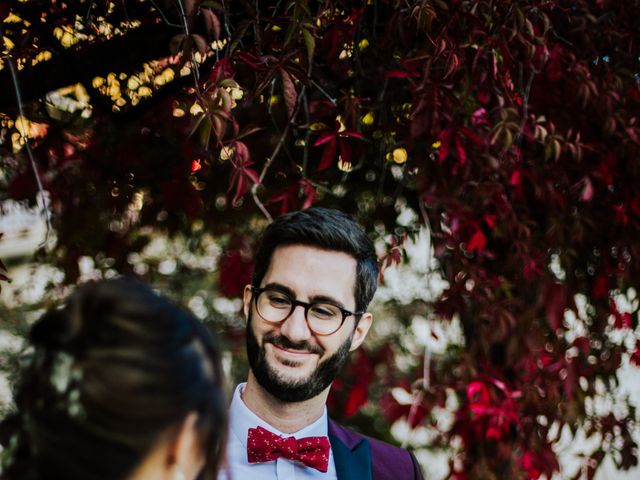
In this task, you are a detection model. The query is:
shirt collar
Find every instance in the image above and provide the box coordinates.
[229,383,329,448]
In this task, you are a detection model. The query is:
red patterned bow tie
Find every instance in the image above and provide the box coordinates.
[247,426,330,473]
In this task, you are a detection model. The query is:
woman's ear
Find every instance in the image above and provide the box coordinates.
[167,412,204,480]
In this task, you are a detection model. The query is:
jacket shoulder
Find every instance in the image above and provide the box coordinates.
[329,421,424,480]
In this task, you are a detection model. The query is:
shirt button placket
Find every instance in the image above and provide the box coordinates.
[276,457,295,480]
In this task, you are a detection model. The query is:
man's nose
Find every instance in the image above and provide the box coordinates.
[279,304,312,343]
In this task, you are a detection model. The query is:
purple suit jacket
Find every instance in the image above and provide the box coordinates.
[328,420,424,480]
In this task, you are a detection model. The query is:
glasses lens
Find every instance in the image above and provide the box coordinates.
[256,290,292,322]
[307,303,342,335]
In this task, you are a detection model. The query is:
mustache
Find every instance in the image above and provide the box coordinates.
[263,332,324,355]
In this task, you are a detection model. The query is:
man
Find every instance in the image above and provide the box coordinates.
[221,207,424,480]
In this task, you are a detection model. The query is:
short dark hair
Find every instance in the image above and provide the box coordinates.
[0,278,226,480]
[252,207,379,313]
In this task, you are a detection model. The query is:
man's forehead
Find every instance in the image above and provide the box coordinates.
[269,243,357,263]
[262,244,357,300]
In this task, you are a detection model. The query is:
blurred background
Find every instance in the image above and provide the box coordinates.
[1,1,639,478]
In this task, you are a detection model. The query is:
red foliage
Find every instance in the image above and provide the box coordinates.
[313,120,364,171]
[329,346,395,419]
[267,179,316,215]
[3,0,640,477]
[631,341,640,367]
[227,141,260,206]
[520,445,560,480]
[456,378,521,443]
[218,238,254,298]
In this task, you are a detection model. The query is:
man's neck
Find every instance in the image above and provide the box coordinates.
[242,372,329,434]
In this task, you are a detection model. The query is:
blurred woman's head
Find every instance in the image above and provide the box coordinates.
[0,278,226,480]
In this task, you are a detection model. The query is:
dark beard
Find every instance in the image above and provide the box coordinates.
[246,311,353,403]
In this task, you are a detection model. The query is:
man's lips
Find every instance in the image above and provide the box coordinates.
[270,343,316,356]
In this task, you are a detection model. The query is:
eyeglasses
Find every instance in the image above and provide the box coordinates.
[251,286,363,336]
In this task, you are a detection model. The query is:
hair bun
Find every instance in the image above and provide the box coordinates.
[29,307,81,352]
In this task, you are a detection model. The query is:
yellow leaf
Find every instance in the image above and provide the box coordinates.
[338,156,353,172]
[3,36,14,51]
[388,147,408,164]
[127,76,141,90]
[190,102,204,115]
[361,112,375,125]
[220,146,235,161]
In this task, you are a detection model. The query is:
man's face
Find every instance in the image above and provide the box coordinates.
[243,244,372,403]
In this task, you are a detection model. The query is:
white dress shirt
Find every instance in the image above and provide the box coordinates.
[218,383,338,480]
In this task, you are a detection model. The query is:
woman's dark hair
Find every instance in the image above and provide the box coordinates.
[0,278,227,480]
[252,207,379,313]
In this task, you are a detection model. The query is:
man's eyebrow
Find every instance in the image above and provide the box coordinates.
[308,294,348,310]
[263,282,349,310]
[263,282,295,298]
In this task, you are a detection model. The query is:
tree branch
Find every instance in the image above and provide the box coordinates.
[0,23,53,248]
[0,23,177,110]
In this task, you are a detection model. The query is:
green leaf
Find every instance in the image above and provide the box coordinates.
[228,19,251,54]
[199,0,223,10]
[191,34,208,54]
[199,116,213,148]
[302,28,315,64]
[189,112,207,138]
[169,34,186,55]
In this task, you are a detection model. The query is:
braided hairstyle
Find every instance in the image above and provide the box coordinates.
[0,278,227,480]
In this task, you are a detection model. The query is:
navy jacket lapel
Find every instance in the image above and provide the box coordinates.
[328,420,372,480]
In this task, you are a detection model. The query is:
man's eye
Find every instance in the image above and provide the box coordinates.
[267,294,291,307]
[310,304,338,319]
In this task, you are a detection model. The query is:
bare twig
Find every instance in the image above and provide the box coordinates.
[221,0,233,57]
[251,191,273,222]
[176,0,201,83]
[419,198,434,272]
[515,69,536,148]
[253,0,261,49]
[402,343,431,449]
[301,90,311,176]
[550,27,574,47]
[149,0,182,27]
[175,0,219,151]
[259,84,306,185]
[309,79,337,106]
[258,120,292,185]
[267,77,276,115]
[250,82,308,220]
[423,343,431,391]
[84,0,96,25]
[1,24,53,248]
[121,0,131,22]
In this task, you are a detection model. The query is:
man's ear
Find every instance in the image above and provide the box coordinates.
[243,284,253,318]
[349,312,373,352]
